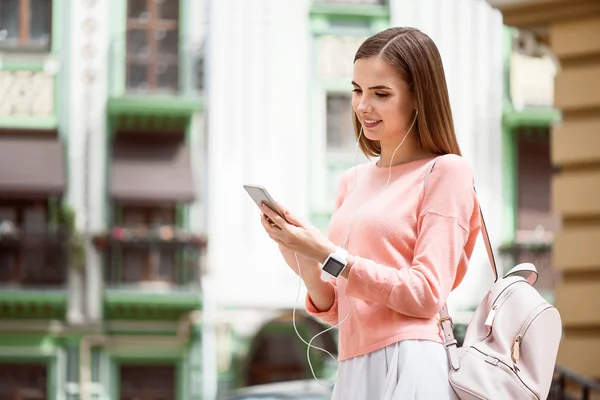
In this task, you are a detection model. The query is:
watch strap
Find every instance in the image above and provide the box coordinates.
[333,247,348,263]
[321,269,334,282]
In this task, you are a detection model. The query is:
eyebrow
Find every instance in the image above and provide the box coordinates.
[351,81,393,90]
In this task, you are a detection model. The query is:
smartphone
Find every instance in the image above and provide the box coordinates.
[243,184,287,222]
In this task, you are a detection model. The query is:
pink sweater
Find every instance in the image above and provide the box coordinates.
[305,154,481,361]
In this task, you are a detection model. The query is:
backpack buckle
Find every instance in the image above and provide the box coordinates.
[440,316,454,328]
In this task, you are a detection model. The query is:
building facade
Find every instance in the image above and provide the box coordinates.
[0,0,207,399]
[0,0,516,398]
[499,26,560,303]
[488,0,600,389]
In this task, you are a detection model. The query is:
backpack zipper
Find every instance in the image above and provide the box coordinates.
[483,281,526,334]
[511,304,554,371]
[472,347,540,400]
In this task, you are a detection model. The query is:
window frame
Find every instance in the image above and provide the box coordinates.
[125,0,180,93]
[307,1,389,227]
[0,198,56,285]
[119,364,177,400]
[107,203,185,285]
[0,0,53,52]
[120,204,177,283]
[0,362,48,400]
[325,91,356,153]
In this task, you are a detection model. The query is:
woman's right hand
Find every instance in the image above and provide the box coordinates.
[277,243,321,282]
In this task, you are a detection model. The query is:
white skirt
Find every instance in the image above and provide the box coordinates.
[331,340,456,400]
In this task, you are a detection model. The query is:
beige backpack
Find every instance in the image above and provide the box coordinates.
[426,158,562,399]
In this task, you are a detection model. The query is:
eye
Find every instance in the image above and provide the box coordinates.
[375,92,389,98]
[352,88,362,93]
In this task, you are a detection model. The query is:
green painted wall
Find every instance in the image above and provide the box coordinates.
[307,2,390,227]
[0,0,64,129]
[0,334,65,400]
[2,0,205,398]
[501,27,561,245]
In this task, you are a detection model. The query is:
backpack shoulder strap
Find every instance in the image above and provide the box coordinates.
[423,156,500,370]
[424,156,499,282]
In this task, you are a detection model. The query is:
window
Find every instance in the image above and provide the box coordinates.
[126,0,179,93]
[0,199,65,286]
[119,205,177,283]
[0,0,52,50]
[516,129,560,241]
[120,365,175,400]
[326,93,355,152]
[0,363,47,400]
[0,199,47,233]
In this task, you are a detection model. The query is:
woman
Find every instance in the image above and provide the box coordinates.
[259,27,480,399]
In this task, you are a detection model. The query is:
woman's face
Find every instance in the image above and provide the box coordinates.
[352,56,415,146]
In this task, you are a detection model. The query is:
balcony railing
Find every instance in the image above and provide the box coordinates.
[108,35,204,98]
[94,226,207,288]
[0,228,68,287]
[549,366,600,400]
[498,241,558,292]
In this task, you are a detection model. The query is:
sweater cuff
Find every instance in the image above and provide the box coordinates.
[305,281,338,321]
[345,255,394,303]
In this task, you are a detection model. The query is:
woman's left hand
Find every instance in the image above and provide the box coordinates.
[260,202,336,264]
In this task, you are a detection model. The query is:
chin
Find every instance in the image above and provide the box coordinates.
[363,129,383,142]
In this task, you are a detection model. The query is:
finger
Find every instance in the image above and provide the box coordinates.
[259,212,270,230]
[261,203,288,230]
[275,202,303,227]
[260,212,277,231]
[261,212,283,236]
[275,202,289,214]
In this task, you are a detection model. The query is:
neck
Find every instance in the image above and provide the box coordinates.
[377,135,426,168]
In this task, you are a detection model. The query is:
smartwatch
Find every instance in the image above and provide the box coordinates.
[321,247,348,281]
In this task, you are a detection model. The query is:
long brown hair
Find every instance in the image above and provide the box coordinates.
[353,27,462,157]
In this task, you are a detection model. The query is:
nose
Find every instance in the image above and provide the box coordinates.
[356,98,372,114]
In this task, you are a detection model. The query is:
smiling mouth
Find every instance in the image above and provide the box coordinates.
[363,119,382,128]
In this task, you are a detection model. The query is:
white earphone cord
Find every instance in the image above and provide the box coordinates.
[291,110,418,387]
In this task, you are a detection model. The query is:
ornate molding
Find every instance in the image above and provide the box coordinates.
[0,71,54,116]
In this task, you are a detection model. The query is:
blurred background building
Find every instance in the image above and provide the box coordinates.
[487,0,600,396]
[0,0,597,399]
[0,0,206,399]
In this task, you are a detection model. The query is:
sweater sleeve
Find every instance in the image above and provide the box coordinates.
[345,155,480,319]
[304,169,351,325]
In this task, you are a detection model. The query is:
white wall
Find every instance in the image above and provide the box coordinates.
[208,0,504,317]
[207,0,312,311]
[65,0,109,324]
[391,0,505,315]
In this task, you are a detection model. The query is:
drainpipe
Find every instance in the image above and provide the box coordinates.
[79,310,200,400]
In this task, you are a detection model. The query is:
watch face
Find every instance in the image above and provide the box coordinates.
[323,257,345,277]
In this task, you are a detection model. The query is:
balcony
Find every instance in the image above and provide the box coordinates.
[93,226,207,320]
[549,365,600,400]
[0,225,68,319]
[498,240,559,300]
[0,228,68,288]
[107,33,204,129]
